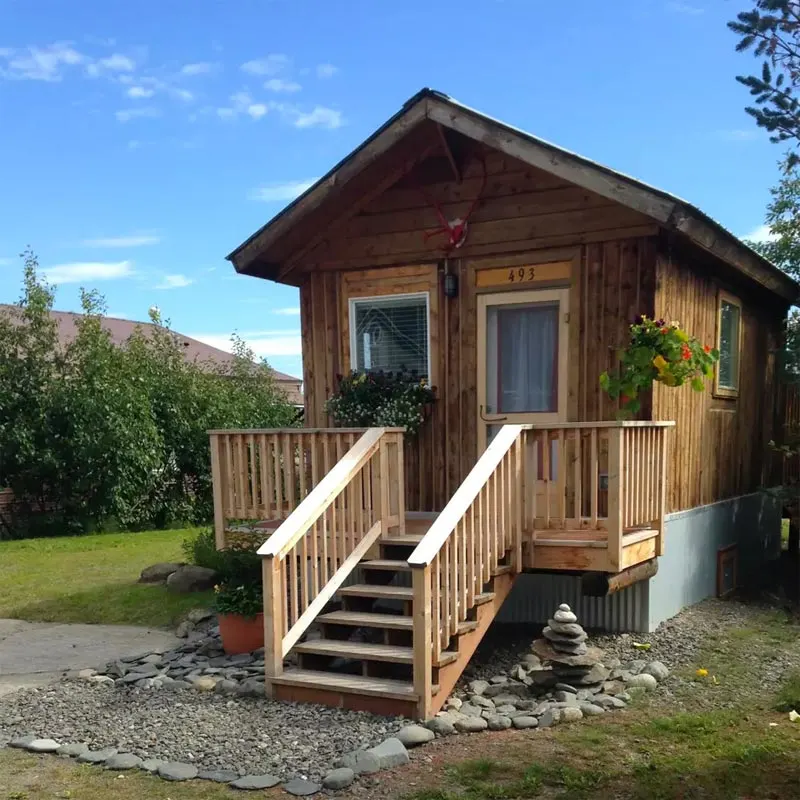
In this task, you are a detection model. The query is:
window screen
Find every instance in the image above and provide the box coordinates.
[351,294,429,377]
[718,299,741,391]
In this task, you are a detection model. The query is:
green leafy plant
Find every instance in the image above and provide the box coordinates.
[325,370,436,436]
[213,582,262,619]
[183,528,261,585]
[600,315,719,417]
[0,252,296,539]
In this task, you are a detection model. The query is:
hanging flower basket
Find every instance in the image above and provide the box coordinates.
[600,315,719,417]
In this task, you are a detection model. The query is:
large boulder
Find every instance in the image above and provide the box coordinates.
[139,562,184,584]
[166,565,218,593]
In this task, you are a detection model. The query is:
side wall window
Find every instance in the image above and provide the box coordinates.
[716,290,742,397]
[349,293,430,378]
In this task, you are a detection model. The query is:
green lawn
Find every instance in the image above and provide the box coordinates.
[0,528,214,627]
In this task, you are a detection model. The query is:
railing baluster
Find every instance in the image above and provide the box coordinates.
[248,433,258,518]
[590,428,598,528]
[273,434,283,519]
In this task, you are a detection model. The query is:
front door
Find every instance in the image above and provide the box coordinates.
[477,288,569,451]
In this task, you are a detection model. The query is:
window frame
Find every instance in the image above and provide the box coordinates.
[347,291,432,379]
[714,289,743,399]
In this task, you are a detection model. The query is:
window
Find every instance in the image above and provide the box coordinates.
[349,293,430,378]
[716,291,742,396]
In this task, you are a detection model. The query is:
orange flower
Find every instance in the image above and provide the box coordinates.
[660,327,669,334]
[681,344,691,361]
[703,344,711,353]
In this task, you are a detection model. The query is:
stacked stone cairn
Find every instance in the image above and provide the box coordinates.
[531,603,610,689]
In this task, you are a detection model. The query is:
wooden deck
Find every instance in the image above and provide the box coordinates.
[209,421,673,718]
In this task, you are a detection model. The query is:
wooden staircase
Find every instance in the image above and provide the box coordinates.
[270,513,517,718]
[209,422,672,719]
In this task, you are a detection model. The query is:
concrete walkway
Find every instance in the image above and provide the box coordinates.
[0,619,179,697]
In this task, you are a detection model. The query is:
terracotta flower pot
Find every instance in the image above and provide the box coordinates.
[218,612,265,655]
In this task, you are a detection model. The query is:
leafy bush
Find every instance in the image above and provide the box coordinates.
[182,528,261,586]
[213,583,263,619]
[0,251,297,538]
[325,370,436,435]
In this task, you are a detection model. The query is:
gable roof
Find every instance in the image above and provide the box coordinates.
[228,88,798,303]
[0,305,303,388]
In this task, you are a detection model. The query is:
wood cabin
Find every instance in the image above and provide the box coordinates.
[210,89,799,719]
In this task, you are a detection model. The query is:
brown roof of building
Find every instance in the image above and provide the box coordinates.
[0,305,303,403]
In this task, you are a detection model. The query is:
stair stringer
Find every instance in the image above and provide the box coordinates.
[425,570,517,718]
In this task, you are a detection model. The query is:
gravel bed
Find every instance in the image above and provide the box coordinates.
[0,682,404,780]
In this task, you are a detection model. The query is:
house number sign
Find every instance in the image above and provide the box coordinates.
[475,261,571,288]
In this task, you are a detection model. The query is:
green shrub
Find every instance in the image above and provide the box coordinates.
[0,251,297,539]
[182,528,261,586]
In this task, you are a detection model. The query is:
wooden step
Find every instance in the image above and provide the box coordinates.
[294,638,458,667]
[319,609,479,635]
[622,528,659,546]
[381,534,424,546]
[360,559,410,572]
[318,610,413,630]
[271,669,420,701]
[339,584,413,601]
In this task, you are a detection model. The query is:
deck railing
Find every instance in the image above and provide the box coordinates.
[254,428,405,691]
[208,428,371,549]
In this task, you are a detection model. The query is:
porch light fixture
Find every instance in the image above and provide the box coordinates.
[443,271,459,298]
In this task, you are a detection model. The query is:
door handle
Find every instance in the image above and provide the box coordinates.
[479,404,508,422]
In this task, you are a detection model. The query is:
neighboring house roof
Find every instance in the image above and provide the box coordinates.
[228,87,799,303]
[0,305,304,405]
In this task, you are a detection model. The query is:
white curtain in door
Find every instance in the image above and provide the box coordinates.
[487,303,558,413]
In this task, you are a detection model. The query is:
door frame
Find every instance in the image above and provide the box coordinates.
[476,287,569,451]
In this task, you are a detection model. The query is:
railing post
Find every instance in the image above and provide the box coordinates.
[262,555,284,697]
[412,565,432,720]
[657,427,668,556]
[379,434,392,535]
[607,427,624,572]
[394,432,406,536]
[513,435,523,571]
[210,434,226,550]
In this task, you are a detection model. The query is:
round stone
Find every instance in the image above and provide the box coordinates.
[77,748,118,764]
[105,753,143,770]
[511,716,538,729]
[642,661,670,682]
[56,742,89,757]
[627,673,658,691]
[560,707,584,723]
[396,724,435,747]
[323,768,355,790]
[553,609,578,624]
[198,769,239,783]
[470,695,495,709]
[25,739,61,753]
[158,762,199,781]
[454,716,488,733]
[487,715,512,731]
[426,716,456,736]
[284,778,323,796]
[469,679,489,695]
[579,702,605,716]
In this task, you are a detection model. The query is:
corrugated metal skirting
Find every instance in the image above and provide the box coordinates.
[495,573,650,633]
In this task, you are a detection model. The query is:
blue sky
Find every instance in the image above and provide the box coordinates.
[0,0,782,380]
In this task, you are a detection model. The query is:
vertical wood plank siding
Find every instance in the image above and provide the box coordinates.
[652,246,785,513]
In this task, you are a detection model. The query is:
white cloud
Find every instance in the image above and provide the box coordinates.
[666,1,704,14]
[115,106,160,122]
[1,42,84,81]
[742,224,777,244]
[316,63,338,79]
[241,54,290,76]
[172,87,194,102]
[273,307,301,316]
[83,233,160,248]
[293,105,343,129]
[99,53,135,72]
[264,77,301,93]
[127,85,154,99]
[218,91,268,120]
[155,273,194,289]
[0,257,14,266]
[127,139,142,150]
[249,178,318,202]
[191,331,302,358]
[180,61,215,76]
[44,261,134,284]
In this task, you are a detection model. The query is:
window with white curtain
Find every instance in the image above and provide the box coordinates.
[349,293,430,377]
[486,301,559,413]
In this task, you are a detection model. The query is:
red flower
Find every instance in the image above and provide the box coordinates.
[661,327,669,334]
[703,344,711,353]
[681,344,691,361]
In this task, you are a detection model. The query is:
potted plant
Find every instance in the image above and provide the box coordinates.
[214,582,264,655]
[600,315,719,417]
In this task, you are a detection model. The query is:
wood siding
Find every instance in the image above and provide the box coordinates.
[652,246,785,513]
[301,236,658,512]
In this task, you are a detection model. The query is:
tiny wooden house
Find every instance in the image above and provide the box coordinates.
[214,90,798,717]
